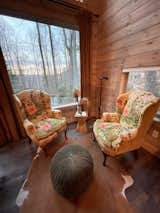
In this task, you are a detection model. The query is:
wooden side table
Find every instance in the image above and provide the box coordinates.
[52,109,62,119]
[74,111,88,133]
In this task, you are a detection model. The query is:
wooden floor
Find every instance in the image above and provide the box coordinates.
[0,124,160,212]
[0,140,36,213]
[123,150,160,212]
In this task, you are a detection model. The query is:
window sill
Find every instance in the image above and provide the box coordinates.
[52,102,78,110]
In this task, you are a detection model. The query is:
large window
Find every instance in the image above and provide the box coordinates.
[0,15,80,107]
[127,70,160,98]
[124,67,160,119]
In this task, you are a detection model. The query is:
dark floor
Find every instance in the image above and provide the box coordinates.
[123,150,160,212]
[0,140,36,213]
[0,124,160,213]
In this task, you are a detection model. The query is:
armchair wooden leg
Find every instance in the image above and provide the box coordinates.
[64,128,68,140]
[28,137,32,145]
[92,132,97,143]
[103,152,108,167]
[133,150,138,160]
[43,147,48,158]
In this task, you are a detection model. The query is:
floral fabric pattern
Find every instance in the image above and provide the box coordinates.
[16,90,51,121]
[14,89,67,146]
[120,90,158,129]
[33,117,66,139]
[94,90,159,148]
[93,119,137,148]
[116,92,130,114]
[94,119,121,148]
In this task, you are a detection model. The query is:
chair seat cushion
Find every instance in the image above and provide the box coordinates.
[33,117,66,140]
[93,119,137,148]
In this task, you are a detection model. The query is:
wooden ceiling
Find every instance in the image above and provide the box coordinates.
[48,0,104,15]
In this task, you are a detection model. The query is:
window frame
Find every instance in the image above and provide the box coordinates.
[120,66,160,94]
[120,66,160,119]
[0,14,81,109]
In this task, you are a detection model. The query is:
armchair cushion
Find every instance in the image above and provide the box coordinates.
[23,119,35,133]
[102,112,120,122]
[29,117,66,140]
[93,119,137,148]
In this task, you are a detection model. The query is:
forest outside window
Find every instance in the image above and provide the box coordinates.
[0,15,80,107]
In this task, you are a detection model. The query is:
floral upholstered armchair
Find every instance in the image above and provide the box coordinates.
[93,90,160,166]
[14,90,67,152]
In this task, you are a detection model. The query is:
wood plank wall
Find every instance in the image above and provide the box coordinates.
[53,0,104,15]
[94,0,160,114]
[0,0,80,29]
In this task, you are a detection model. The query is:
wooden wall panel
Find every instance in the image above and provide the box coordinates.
[54,0,105,15]
[89,16,99,117]
[100,0,160,37]
[94,0,160,114]
[0,0,80,29]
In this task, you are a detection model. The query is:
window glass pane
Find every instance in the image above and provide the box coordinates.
[127,70,160,118]
[0,15,80,107]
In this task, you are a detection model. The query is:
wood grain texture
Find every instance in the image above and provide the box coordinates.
[50,0,105,15]
[0,0,80,29]
[95,0,160,113]
[0,49,20,143]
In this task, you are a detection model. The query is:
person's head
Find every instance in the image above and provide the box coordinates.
[50,144,94,201]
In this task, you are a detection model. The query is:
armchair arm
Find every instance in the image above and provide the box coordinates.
[102,112,120,122]
[51,109,62,119]
[23,119,36,134]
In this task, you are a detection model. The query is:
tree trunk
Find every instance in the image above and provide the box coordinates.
[48,25,58,94]
[36,22,48,87]
[63,29,72,88]
[32,44,41,89]
[14,43,27,89]
[63,30,78,89]
[71,31,78,89]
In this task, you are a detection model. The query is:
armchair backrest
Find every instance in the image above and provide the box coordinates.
[120,90,159,130]
[14,89,51,122]
[137,100,160,138]
[116,92,130,114]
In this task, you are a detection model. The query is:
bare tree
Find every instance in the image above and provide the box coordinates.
[0,19,15,73]
[48,25,58,93]
[0,15,80,106]
[27,26,43,90]
[36,22,48,87]
[63,29,78,89]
